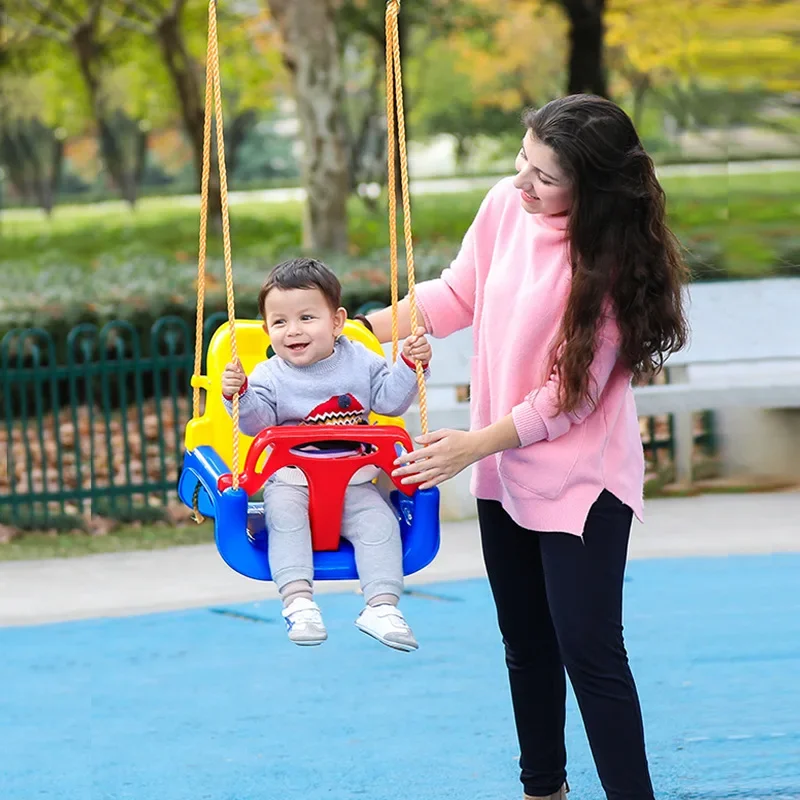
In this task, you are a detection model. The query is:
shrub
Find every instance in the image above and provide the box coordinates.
[3,174,798,347]
[0,245,457,359]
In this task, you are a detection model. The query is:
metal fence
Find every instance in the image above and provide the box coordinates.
[0,312,229,529]
[639,370,716,482]
[1,313,714,530]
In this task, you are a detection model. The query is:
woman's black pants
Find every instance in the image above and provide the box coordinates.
[477,491,656,799]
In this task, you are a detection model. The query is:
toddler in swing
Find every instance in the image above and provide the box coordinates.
[222,257,431,651]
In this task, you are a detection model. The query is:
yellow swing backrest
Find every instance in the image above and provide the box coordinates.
[186,318,405,468]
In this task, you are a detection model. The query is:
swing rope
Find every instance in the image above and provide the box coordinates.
[193,0,240,491]
[385,0,428,436]
[190,0,428,500]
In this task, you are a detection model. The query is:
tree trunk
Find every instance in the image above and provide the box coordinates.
[226,109,258,180]
[98,118,138,206]
[454,135,470,170]
[558,0,608,98]
[156,10,222,224]
[1,130,33,205]
[631,74,650,130]
[267,0,350,252]
[352,10,411,207]
[46,131,66,214]
[72,19,138,206]
[346,60,384,192]
[133,124,149,190]
[26,121,53,215]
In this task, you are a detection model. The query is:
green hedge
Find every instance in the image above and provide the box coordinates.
[5,171,798,269]
[3,173,798,352]
[4,242,798,363]
[0,247,455,361]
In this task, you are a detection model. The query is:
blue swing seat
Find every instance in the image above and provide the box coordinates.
[177,319,440,582]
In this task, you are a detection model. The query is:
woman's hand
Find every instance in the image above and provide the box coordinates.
[392,429,481,490]
[402,327,432,365]
[221,359,247,397]
[392,416,522,490]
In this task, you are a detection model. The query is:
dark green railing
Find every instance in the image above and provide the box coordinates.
[1,312,714,530]
[640,369,716,479]
[0,312,229,529]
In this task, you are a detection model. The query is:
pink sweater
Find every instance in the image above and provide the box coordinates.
[415,177,645,535]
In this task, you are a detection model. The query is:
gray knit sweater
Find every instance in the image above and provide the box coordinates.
[223,337,427,484]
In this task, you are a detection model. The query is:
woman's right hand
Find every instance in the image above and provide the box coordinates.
[221,359,247,397]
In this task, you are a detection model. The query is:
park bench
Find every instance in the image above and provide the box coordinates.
[390,277,800,515]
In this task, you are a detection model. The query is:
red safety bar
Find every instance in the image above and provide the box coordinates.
[218,425,416,551]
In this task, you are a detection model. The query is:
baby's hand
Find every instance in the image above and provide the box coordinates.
[222,359,247,397]
[403,327,431,365]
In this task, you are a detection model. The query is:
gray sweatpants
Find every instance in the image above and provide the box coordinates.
[263,480,403,603]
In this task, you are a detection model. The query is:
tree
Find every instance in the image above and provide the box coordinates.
[607,0,800,91]
[102,0,280,218]
[335,0,473,193]
[5,0,282,214]
[0,78,68,213]
[215,6,286,180]
[1,29,90,213]
[103,0,221,214]
[605,0,800,128]
[408,0,566,167]
[335,0,413,196]
[452,1,567,109]
[265,0,350,252]
[556,0,608,97]
[5,0,155,206]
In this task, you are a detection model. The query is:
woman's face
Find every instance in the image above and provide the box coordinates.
[513,131,573,217]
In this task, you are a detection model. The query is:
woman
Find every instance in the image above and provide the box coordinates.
[365,95,689,799]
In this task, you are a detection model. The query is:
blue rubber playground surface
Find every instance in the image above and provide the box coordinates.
[2,553,799,800]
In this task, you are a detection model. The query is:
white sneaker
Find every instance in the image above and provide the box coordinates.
[281,598,327,646]
[355,604,418,652]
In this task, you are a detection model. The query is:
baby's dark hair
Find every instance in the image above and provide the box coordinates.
[257,257,342,317]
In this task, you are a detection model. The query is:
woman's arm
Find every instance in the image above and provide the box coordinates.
[512,324,620,446]
[365,298,428,344]
[471,415,521,457]
[392,417,520,490]
[393,322,621,490]
[367,184,501,344]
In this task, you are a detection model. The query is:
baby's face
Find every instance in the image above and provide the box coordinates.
[262,287,346,367]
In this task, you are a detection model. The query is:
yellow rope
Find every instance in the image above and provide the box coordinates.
[191,481,205,525]
[193,0,240,490]
[191,1,423,485]
[385,0,428,435]
[192,7,215,421]
[384,7,399,366]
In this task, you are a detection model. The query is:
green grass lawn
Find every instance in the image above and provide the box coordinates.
[0,522,214,561]
[3,171,797,270]
[2,169,797,347]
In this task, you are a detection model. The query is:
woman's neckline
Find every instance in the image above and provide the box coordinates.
[532,211,569,231]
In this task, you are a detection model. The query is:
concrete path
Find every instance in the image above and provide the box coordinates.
[3,159,797,222]
[2,491,798,627]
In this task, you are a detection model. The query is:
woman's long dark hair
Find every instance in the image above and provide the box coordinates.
[524,94,689,413]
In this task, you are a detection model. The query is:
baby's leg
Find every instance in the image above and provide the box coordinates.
[263,480,314,603]
[342,484,418,651]
[264,480,326,645]
[340,483,403,605]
